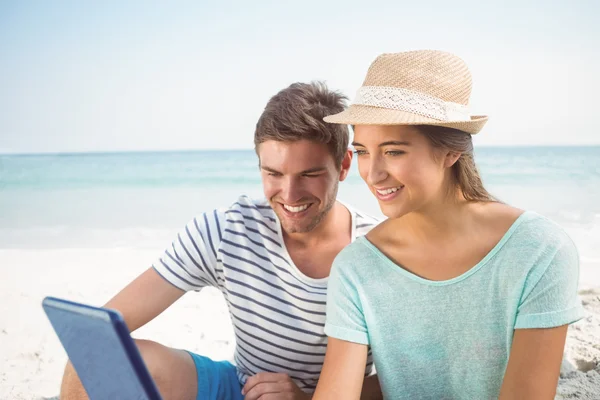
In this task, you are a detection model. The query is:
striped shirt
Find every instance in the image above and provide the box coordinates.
[153,195,378,392]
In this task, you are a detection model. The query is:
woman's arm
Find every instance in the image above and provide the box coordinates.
[499,325,568,400]
[313,338,369,400]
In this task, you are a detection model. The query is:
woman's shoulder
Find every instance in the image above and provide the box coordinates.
[478,202,575,254]
[332,235,390,280]
[337,235,380,262]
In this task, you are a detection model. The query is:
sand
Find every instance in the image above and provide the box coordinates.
[558,286,600,399]
[0,249,598,399]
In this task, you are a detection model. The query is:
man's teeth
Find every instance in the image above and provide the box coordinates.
[376,187,401,195]
[283,204,309,213]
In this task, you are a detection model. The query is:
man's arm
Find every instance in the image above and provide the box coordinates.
[60,267,185,400]
[498,325,568,400]
[103,267,185,331]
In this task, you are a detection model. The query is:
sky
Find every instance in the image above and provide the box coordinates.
[0,0,598,153]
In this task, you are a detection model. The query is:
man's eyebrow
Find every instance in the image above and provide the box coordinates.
[351,141,411,147]
[260,166,327,174]
[260,166,281,174]
[300,167,327,174]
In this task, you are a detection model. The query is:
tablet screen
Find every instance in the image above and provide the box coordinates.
[43,297,161,400]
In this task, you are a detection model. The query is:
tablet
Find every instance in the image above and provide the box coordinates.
[42,296,162,400]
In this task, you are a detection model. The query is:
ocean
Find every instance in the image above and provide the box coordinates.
[1,147,600,265]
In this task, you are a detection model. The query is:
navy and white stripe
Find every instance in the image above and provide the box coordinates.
[153,195,379,392]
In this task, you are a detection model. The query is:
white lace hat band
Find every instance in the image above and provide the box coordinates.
[354,86,471,122]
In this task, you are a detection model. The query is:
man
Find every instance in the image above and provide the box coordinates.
[60,82,382,400]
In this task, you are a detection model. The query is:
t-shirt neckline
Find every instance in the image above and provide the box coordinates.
[359,211,534,286]
[274,200,357,286]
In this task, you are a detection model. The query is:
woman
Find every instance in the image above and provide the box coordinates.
[313,50,585,399]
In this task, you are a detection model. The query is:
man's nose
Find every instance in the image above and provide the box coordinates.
[280,176,304,204]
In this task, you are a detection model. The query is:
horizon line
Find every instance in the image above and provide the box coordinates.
[2,144,600,157]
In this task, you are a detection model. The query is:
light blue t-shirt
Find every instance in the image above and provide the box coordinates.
[324,212,585,399]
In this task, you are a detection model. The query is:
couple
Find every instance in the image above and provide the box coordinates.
[61,50,584,400]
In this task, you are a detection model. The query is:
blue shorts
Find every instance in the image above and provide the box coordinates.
[187,352,244,400]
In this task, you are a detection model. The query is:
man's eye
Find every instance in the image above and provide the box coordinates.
[353,150,367,156]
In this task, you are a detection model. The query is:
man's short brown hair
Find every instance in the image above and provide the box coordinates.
[254,81,349,166]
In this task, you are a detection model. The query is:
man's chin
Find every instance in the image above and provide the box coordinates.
[280,219,317,235]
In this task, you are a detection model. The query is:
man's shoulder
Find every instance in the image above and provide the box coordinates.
[228,195,272,211]
[214,195,280,239]
[341,202,382,236]
[187,196,277,234]
[223,195,276,221]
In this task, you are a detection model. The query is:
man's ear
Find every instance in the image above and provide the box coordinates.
[444,151,461,168]
[339,149,353,181]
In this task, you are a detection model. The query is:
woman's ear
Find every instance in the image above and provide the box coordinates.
[444,151,461,168]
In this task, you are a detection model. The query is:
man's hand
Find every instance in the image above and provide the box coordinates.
[242,372,311,400]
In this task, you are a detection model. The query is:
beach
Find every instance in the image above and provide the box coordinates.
[1,252,599,399]
[1,148,599,399]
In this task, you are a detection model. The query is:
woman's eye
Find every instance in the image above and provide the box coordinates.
[386,150,405,156]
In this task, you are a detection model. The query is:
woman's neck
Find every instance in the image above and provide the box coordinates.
[392,195,476,243]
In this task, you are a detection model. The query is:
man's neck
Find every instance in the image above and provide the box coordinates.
[282,201,353,279]
[283,202,351,248]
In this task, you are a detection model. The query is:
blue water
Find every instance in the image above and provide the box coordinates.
[3,147,600,189]
[1,148,600,261]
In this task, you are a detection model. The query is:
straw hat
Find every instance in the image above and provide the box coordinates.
[324,50,488,134]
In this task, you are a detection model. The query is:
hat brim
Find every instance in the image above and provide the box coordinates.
[324,105,488,135]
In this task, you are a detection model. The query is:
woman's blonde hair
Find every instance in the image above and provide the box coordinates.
[416,125,496,202]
